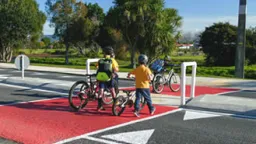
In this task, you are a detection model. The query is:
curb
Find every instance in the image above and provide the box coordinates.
[2,67,134,81]
[182,94,256,117]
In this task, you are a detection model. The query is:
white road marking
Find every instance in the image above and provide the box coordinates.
[101,129,154,144]
[31,72,46,75]
[183,111,222,121]
[0,83,68,106]
[184,109,256,120]
[0,74,9,79]
[83,136,121,144]
[0,83,67,95]
[60,75,76,78]
[54,108,182,144]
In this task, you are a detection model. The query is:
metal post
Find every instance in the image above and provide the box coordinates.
[180,63,186,105]
[86,58,100,74]
[22,55,24,79]
[235,0,247,78]
[190,64,197,98]
[86,60,90,74]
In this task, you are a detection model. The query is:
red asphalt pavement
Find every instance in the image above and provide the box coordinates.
[121,85,239,97]
[0,85,239,144]
[0,98,177,144]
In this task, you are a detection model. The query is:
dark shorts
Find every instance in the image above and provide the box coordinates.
[99,79,115,89]
[98,73,118,89]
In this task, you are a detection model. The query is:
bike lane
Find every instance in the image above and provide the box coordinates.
[0,96,177,144]
[0,84,239,144]
[122,85,239,97]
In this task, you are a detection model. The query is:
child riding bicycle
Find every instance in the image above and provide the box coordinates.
[127,54,156,117]
[150,55,172,74]
[96,46,119,111]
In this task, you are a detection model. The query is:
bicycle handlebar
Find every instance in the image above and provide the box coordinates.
[165,63,180,67]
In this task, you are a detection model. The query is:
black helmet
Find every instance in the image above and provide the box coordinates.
[164,55,171,61]
[103,46,114,55]
[138,54,148,64]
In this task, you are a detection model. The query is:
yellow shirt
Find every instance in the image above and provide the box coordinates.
[129,65,152,88]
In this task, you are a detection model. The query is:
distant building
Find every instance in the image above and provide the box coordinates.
[176,43,194,49]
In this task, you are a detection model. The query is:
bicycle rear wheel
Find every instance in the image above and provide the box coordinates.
[168,73,181,92]
[152,73,165,93]
[102,79,119,105]
[69,80,90,111]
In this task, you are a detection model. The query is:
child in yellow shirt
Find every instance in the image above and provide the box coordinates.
[127,54,156,117]
[96,46,119,111]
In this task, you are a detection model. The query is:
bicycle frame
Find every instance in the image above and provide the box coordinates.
[120,90,135,107]
[160,67,174,84]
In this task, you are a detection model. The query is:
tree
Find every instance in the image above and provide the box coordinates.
[65,2,105,57]
[245,27,256,65]
[0,0,46,62]
[105,0,182,67]
[200,22,237,66]
[46,0,87,64]
[86,3,105,25]
[41,37,51,47]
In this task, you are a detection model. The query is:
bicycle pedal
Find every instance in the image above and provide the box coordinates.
[127,100,133,108]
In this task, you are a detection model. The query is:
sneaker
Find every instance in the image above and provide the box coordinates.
[134,111,140,117]
[97,106,106,111]
[150,107,156,115]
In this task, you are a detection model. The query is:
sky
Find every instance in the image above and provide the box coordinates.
[37,0,256,35]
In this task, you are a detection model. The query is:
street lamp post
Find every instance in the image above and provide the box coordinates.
[235,0,247,78]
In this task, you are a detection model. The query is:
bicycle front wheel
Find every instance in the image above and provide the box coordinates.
[69,80,90,111]
[112,95,127,116]
[168,73,181,92]
[152,73,165,94]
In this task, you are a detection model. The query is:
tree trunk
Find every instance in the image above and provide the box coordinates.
[130,36,139,69]
[0,45,13,63]
[130,46,136,69]
[65,43,69,65]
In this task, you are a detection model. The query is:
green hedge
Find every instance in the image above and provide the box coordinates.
[173,66,256,79]
[30,57,256,79]
[171,56,205,66]
[30,57,87,66]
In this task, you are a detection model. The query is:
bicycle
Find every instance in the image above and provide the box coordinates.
[152,64,181,94]
[68,73,119,111]
[112,89,146,116]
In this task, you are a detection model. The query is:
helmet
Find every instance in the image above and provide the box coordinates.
[164,55,171,61]
[103,46,114,55]
[138,54,148,64]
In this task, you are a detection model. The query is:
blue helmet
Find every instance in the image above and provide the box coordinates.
[138,54,148,64]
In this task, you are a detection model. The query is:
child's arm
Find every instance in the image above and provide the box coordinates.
[112,59,119,72]
[127,69,136,78]
[146,68,153,81]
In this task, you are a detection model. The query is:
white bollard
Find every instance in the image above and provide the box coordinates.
[86,58,100,74]
[180,62,197,105]
[22,55,24,79]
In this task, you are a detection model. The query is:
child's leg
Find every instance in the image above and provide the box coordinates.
[110,79,116,99]
[134,89,142,112]
[97,82,105,110]
[141,89,155,112]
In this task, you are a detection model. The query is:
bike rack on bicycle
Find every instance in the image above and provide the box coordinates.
[180,62,197,106]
